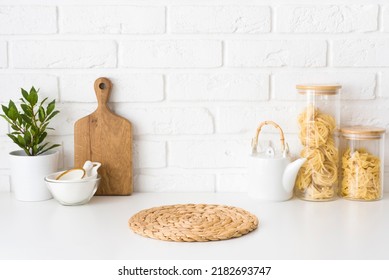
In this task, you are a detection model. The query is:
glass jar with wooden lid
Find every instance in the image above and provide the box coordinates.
[294,84,341,201]
[340,126,385,201]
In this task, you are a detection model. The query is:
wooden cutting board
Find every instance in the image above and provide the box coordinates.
[74,77,133,195]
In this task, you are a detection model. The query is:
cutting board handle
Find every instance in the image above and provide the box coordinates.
[94,77,112,109]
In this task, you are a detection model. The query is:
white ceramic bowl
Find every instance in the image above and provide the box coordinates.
[45,170,98,182]
[44,175,101,206]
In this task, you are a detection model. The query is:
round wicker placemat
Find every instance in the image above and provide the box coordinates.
[128,204,259,242]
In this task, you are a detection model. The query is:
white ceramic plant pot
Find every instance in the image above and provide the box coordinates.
[9,150,59,201]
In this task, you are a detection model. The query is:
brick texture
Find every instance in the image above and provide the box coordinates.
[134,141,166,168]
[0,6,56,34]
[0,74,58,102]
[0,121,7,136]
[169,6,270,33]
[60,6,165,34]
[276,5,378,33]
[167,73,269,101]
[333,39,389,67]
[113,105,214,135]
[169,140,248,168]
[11,41,117,68]
[135,173,215,192]
[0,41,6,68]
[0,172,10,192]
[382,6,389,32]
[218,105,300,134]
[120,40,222,68]
[60,74,163,102]
[274,72,376,100]
[226,40,327,67]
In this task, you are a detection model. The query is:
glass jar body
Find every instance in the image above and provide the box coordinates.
[340,130,385,201]
[295,87,340,201]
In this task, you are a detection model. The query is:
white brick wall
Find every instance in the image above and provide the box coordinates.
[1,0,389,194]
[60,6,165,34]
[380,71,389,98]
[120,40,222,68]
[276,5,378,33]
[0,74,58,102]
[0,137,14,169]
[0,41,6,68]
[218,105,301,134]
[274,72,376,100]
[333,39,389,67]
[382,6,389,32]
[60,74,163,102]
[133,141,166,168]
[135,173,214,192]
[11,41,117,68]
[0,6,56,34]
[169,139,248,168]
[0,121,7,136]
[167,73,269,101]
[113,105,214,135]
[169,6,270,33]
[225,40,327,67]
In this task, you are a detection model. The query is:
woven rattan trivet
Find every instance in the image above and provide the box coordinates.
[128,204,259,242]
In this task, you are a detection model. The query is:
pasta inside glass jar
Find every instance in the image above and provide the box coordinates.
[340,126,385,201]
[294,84,341,201]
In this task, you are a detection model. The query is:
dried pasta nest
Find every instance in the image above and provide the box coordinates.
[295,105,338,200]
[128,204,259,242]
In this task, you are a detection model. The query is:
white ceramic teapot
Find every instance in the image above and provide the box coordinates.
[248,121,306,201]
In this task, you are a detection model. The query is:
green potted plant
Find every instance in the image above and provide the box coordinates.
[1,86,60,201]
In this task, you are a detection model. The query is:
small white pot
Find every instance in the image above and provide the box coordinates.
[9,150,59,201]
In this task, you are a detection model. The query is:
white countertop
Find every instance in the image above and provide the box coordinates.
[1,192,389,260]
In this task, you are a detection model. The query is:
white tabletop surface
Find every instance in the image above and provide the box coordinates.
[1,192,388,260]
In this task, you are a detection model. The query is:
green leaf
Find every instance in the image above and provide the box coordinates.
[39,97,48,107]
[24,131,31,145]
[29,87,38,106]
[37,142,48,153]
[21,88,29,102]
[21,114,32,125]
[30,126,39,143]
[46,100,55,116]
[10,124,18,131]
[38,106,45,123]
[7,133,17,143]
[7,134,29,155]
[46,110,60,122]
[40,123,48,132]
[17,135,26,147]
[17,114,23,125]
[38,131,47,144]
[32,145,38,156]
[20,104,32,117]
[2,105,9,116]
[0,114,13,125]
[7,101,19,121]
[37,144,60,155]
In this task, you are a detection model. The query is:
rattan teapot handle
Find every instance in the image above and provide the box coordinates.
[251,120,286,154]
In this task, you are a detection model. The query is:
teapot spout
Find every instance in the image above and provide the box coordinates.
[282,158,307,193]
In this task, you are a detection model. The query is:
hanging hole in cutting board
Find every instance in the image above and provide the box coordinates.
[99,83,106,90]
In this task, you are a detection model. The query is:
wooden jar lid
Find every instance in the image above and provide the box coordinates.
[340,126,386,139]
[296,84,341,95]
